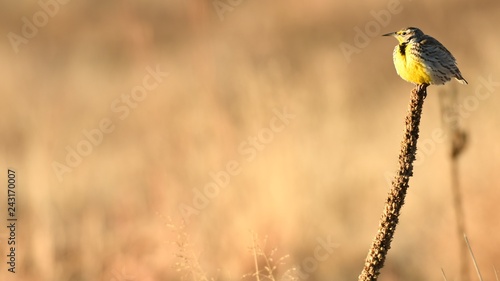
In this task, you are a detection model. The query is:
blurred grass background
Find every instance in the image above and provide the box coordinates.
[0,0,499,280]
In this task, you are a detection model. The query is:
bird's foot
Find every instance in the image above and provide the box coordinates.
[416,83,429,99]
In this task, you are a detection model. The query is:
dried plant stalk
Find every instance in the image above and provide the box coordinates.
[438,86,469,280]
[358,84,428,281]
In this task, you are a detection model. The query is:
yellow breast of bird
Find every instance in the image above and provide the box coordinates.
[393,43,432,84]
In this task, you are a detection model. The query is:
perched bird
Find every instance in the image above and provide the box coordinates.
[383,27,467,87]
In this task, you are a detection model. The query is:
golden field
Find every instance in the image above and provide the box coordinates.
[0,1,499,280]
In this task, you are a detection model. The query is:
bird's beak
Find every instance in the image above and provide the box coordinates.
[382,32,396,37]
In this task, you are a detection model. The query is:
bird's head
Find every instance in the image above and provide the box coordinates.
[383,27,424,44]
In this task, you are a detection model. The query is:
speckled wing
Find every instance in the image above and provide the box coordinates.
[416,36,467,84]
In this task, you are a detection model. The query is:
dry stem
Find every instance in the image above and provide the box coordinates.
[358,84,428,280]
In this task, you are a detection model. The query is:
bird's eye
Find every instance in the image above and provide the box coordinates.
[401,31,407,35]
